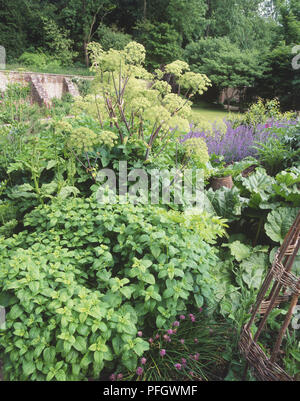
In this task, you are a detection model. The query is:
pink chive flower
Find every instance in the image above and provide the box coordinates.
[179,315,185,320]
[181,358,187,365]
[141,357,147,365]
[194,338,199,344]
[189,314,195,322]
[194,353,200,361]
[155,334,160,339]
[137,331,143,337]
[160,349,166,357]
[174,363,182,370]
[136,367,143,376]
[173,321,180,327]
[117,373,123,380]
[180,339,185,345]
[109,373,116,381]
[149,338,153,343]
[167,329,173,335]
[163,334,170,341]
[199,307,203,313]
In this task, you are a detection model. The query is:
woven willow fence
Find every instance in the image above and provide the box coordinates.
[240,210,300,381]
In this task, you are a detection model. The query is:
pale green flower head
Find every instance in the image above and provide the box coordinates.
[179,72,211,96]
[68,127,100,152]
[99,131,118,148]
[124,42,146,65]
[145,105,171,129]
[164,60,190,78]
[169,116,190,133]
[151,80,172,96]
[184,137,209,165]
[162,93,191,117]
[130,97,151,115]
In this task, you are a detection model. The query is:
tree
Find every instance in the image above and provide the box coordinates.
[58,0,116,66]
[0,0,56,60]
[253,43,300,110]
[204,0,276,51]
[135,20,183,69]
[184,37,267,109]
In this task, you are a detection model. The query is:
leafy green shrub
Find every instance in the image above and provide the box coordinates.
[227,98,296,129]
[135,21,183,69]
[42,17,77,66]
[96,24,132,51]
[71,78,93,97]
[252,122,300,175]
[0,196,225,380]
[18,51,49,69]
[0,83,43,124]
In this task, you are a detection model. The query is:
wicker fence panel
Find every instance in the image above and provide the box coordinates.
[239,210,300,381]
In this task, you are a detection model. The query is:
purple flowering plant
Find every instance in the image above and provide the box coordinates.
[111,308,234,382]
[182,119,298,164]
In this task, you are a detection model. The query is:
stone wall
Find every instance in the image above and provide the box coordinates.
[0,70,88,106]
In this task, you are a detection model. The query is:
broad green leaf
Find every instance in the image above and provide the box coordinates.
[225,241,251,262]
[206,186,246,221]
[55,369,66,381]
[73,336,87,353]
[94,351,103,365]
[240,253,269,289]
[265,207,299,243]
[22,360,35,376]
[43,347,56,364]
[194,293,204,308]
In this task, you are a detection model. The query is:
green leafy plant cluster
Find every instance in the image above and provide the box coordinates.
[84,41,211,161]
[227,98,296,129]
[0,195,226,380]
[0,83,44,125]
[253,122,300,175]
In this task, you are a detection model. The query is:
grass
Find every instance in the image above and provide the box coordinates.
[190,101,241,124]
[4,63,95,77]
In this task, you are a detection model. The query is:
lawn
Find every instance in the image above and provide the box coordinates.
[4,63,94,77]
[190,101,240,123]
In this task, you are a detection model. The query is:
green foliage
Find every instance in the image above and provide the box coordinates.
[86,41,211,161]
[265,207,299,243]
[206,186,247,222]
[253,44,300,110]
[184,37,266,107]
[0,196,225,380]
[251,121,300,176]
[122,312,235,381]
[19,52,50,70]
[135,21,183,69]
[96,24,132,51]
[229,98,296,128]
[41,17,78,66]
[0,83,43,125]
[184,137,209,168]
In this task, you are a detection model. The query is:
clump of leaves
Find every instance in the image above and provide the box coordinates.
[0,195,226,381]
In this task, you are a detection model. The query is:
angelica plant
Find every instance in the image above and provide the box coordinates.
[86,41,211,161]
